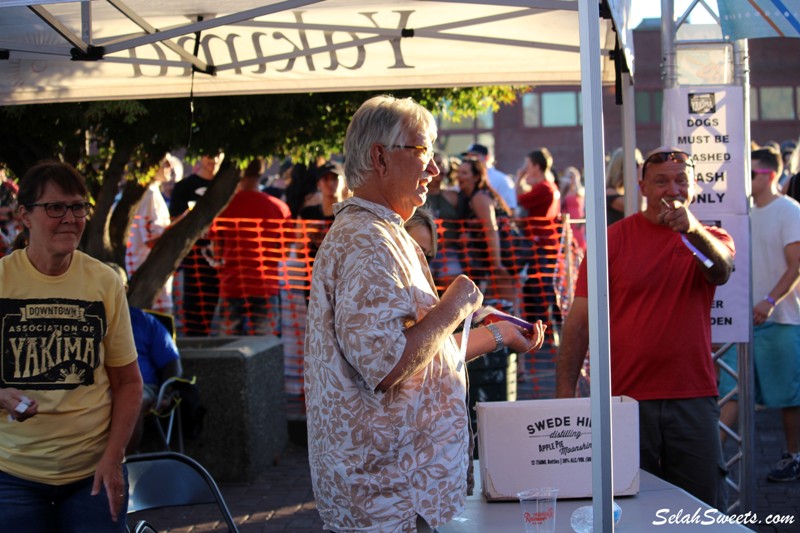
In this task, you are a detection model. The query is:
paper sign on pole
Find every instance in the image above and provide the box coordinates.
[702,214,750,343]
[663,86,750,343]
[662,86,748,217]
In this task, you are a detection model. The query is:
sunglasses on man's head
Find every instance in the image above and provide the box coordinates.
[641,151,694,178]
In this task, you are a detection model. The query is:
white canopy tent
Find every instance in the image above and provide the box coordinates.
[0,0,633,529]
[0,0,632,104]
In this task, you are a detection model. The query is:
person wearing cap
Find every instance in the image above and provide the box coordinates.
[304,95,545,532]
[264,157,293,200]
[556,146,735,509]
[298,161,345,221]
[215,157,292,336]
[296,161,346,268]
[463,143,517,214]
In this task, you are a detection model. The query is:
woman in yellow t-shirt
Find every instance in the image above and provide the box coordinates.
[0,161,142,532]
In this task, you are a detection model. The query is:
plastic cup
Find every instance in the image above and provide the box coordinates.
[517,487,558,532]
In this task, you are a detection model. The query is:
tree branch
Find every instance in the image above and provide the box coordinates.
[127,159,240,309]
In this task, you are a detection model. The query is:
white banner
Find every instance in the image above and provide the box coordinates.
[701,213,750,343]
[662,86,748,217]
[0,1,625,105]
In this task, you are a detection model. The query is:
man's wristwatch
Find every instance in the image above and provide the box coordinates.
[764,295,777,307]
[486,323,504,353]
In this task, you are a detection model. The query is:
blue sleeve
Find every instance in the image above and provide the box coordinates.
[145,313,181,371]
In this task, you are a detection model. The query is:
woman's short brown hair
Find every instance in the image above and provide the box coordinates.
[17,161,88,207]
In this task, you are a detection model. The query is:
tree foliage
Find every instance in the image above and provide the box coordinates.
[0,86,527,309]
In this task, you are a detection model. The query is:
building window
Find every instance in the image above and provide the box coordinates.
[750,87,759,121]
[759,87,795,120]
[522,93,540,127]
[476,109,494,129]
[435,103,496,157]
[635,90,663,124]
[653,91,663,124]
[436,133,479,157]
[635,91,651,123]
[523,91,582,127]
[541,91,580,127]
[438,109,460,130]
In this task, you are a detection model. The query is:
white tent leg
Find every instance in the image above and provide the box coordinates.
[579,0,614,530]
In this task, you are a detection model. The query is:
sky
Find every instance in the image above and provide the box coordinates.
[628,0,718,28]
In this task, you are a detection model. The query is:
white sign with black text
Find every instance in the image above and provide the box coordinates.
[701,213,750,343]
[663,86,748,217]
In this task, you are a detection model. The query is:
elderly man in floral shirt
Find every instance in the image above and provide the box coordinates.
[304,95,544,532]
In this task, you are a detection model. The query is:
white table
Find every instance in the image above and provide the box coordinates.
[439,469,754,532]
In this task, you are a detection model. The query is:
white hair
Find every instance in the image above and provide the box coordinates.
[165,153,185,182]
[344,95,437,190]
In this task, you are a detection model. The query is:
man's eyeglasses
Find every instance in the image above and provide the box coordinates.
[389,144,435,163]
[751,168,773,180]
[641,151,694,178]
[27,202,93,218]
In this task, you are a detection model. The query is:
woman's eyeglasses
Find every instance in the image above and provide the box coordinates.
[27,202,93,218]
[641,151,694,177]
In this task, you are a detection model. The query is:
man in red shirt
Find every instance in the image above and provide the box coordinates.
[556,147,735,509]
[516,147,560,218]
[215,159,292,335]
[516,148,562,332]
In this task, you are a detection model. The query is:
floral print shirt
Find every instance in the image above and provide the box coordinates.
[304,197,469,532]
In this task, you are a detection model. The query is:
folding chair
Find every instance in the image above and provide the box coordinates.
[127,520,157,533]
[140,310,203,453]
[147,376,190,453]
[126,451,239,532]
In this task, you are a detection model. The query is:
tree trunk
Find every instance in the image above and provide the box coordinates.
[84,145,133,261]
[109,181,147,266]
[126,159,240,309]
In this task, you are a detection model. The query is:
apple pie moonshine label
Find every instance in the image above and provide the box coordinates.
[526,414,593,466]
[1,298,106,389]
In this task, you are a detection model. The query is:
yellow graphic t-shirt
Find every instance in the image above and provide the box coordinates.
[0,249,137,485]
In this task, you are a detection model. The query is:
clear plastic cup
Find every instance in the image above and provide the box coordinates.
[517,487,559,532]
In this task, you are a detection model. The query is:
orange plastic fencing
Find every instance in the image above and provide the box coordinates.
[152,216,584,420]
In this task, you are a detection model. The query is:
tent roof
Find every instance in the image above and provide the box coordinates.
[0,0,632,105]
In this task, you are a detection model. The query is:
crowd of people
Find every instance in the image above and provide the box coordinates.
[3,95,800,531]
[92,139,584,346]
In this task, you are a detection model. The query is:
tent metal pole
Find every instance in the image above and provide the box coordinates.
[28,5,89,53]
[578,0,613,530]
[621,71,639,217]
[661,0,677,92]
[105,0,211,72]
[81,0,92,45]
[733,37,755,514]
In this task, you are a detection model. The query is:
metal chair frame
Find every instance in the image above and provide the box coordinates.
[125,451,239,532]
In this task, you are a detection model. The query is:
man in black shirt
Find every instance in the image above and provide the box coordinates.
[169,152,223,336]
